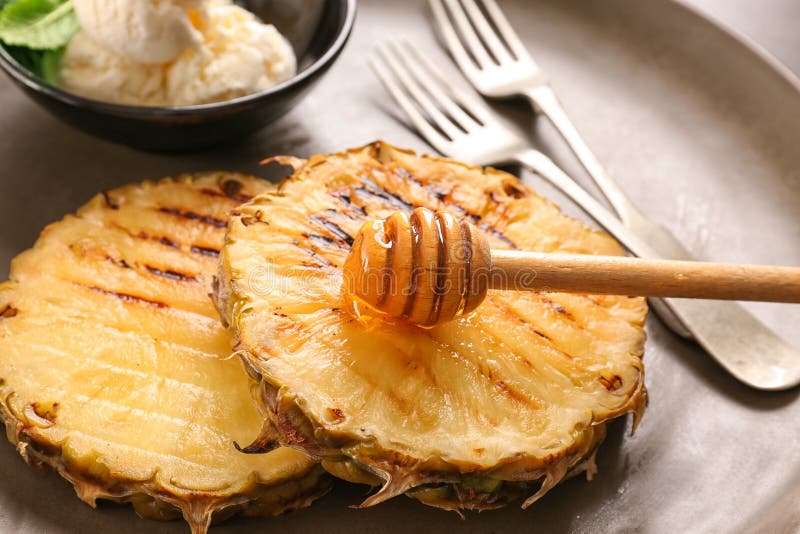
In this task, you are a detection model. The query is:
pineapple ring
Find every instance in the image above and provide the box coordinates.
[218,142,647,511]
[0,173,329,533]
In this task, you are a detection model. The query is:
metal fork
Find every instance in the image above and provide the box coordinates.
[368,39,800,391]
[430,0,656,228]
[430,0,695,339]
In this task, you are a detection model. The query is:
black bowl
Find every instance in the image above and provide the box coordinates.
[0,0,356,152]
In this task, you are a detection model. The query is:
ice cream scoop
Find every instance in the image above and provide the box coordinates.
[343,207,800,327]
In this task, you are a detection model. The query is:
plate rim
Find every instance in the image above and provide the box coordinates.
[670,0,800,93]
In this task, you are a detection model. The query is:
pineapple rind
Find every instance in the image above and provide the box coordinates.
[0,173,330,533]
[218,142,648,510]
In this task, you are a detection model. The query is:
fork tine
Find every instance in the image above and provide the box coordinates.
[435,0,493,70]
[459,0,513,63]
[392,40,481,132]
[429,0,481,79]
[404,41,494,125]
[376,42,463,140]
[443,0,495,68]
[368,52,451,153]
[479,0,534,62]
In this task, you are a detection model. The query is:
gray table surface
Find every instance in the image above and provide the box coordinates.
[0,1,799,533]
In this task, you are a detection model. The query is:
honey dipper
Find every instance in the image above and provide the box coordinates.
[342,207,800,327]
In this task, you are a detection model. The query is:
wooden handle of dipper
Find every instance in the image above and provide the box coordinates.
[342,207,800,327]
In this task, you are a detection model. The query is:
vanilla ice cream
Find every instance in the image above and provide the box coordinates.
[60,0,297,107]
[72,0,206,64]
[168,3,296,106]
[59,32,168,106]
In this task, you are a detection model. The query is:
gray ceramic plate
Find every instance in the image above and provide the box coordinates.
[0,0,798,532]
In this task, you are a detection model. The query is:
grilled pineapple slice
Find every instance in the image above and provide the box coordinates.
[218,142,647,511]
[0,173,329,533]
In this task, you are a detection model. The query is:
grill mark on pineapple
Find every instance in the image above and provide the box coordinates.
[200,185,254,204]
[440,203,518,250]
[533,330,553,342]
[584,293,638,312]
[154,235,181,249]
[324,207,363,221]
[304,232,349,251]
[542,298,576,321]
[478,222,517,249]
[308,215,354,246]
[424,182,452,202]
[388,163,451,201]
[105,256,133,269]
[110,223,182,250]
[509,314,553,341]
[445,203,470,218]
[541,297,592,332]
[473,355,539,408]
[191,245,220,257]
[84,285,168,308]
[354,176,414,212]
[515,287,612,328]
[220,177,249,199]
[144,265,198,283]
[104,252,199,283]
[295,245,335,268]
[158,207,228,228]
[330,191,368,217]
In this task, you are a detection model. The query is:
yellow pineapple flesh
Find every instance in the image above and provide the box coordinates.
[0,173,329,533]
[217,142,647,510]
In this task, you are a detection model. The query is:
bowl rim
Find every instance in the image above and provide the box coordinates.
[0,0,357,116]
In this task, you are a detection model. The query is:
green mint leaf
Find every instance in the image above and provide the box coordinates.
[0,0,78,50]
[6,44,44,77]
[40,46,63,83]
[5,43,63,84]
